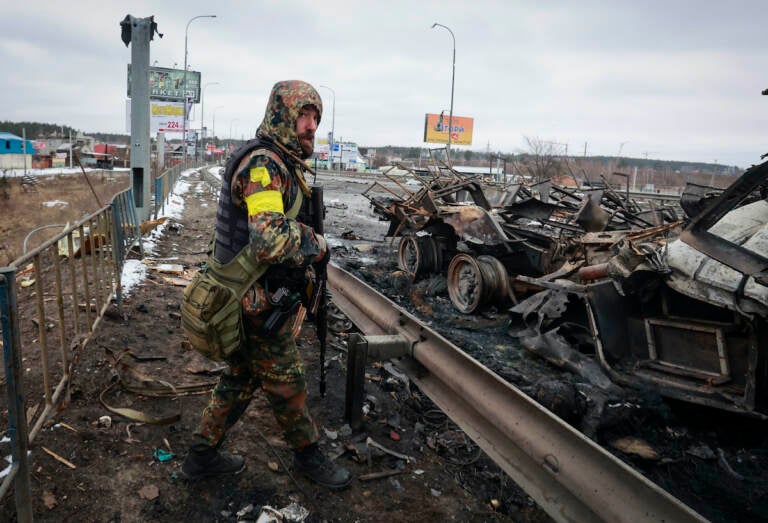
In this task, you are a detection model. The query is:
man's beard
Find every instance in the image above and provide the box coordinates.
[298,133,314,158]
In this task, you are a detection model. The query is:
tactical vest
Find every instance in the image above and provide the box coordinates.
[209,138,306,287]
[181,143,305,361]
[214,137,308,264]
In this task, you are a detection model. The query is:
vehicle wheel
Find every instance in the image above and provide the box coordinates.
[397,236,441,277]
[447,254,510,313]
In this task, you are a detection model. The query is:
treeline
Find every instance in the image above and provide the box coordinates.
[0,121,77,139]
[0,121,129,144]
[366,145,737,174]
[89,132,130,144]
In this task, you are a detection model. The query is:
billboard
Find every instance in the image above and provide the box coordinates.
[151,100,185,132]
[126,99,186,133]
[127,65,202,103]
[423,112,474,145]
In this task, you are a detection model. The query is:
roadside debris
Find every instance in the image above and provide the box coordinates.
[360,155,768,419]
[255,503,309,523]
[508,162,768,418]
[363,156,681,313]
[366,436,416,463]
[137,484,159,501]
[609,437,660,460]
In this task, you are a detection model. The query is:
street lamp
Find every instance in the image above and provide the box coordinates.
[183,14,216,165]
[431,22,455,155]
[319,85,335,170]
[212,105,223,163]
[200,81,219,161]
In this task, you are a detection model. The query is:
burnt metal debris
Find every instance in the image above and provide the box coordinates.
[364,152,768,418]
[363,151,681,313]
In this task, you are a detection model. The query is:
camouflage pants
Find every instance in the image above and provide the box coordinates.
[193,309,319,451]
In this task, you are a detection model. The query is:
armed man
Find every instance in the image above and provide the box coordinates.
[180,80,351,490]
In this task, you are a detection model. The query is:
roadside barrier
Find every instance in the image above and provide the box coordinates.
[0,162,206,518]
[154,161,204,220]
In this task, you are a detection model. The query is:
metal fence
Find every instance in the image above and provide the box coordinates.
[154,160,205,219]
[1,162,208,519]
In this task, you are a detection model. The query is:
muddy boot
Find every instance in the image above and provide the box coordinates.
[293,443,352,490]
[180,445,245,480]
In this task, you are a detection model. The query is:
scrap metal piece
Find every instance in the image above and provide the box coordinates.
[680,159,768,285]
[574,197,612,232]
[366,437,416,463]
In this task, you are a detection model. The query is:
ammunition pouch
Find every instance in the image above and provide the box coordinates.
[181,267,245,361]
[181,249,269,361]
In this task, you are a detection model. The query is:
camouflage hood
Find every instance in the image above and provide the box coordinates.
[257,80,322,158]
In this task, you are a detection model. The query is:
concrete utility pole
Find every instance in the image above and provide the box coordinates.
[121,14,161,222]
[200,81,219,160]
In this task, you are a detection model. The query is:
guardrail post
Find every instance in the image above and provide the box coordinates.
[344,333,368,430]
[344,334,410,430]
[0,268,33,522]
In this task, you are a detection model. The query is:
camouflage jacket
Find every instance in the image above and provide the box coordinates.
[234,80,325,316]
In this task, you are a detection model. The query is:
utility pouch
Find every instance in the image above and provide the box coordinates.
[181,268,244,361]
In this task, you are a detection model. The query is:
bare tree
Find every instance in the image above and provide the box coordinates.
[513,136,565,182]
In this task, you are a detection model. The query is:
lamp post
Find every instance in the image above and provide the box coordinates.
[200,81,219,161]
[183,14,216,166]
[319,85,335,170]
[431,22,455,155]
[212,105,223,163]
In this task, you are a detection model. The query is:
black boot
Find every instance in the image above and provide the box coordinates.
[293,443,351,490]
[180,445,245,479]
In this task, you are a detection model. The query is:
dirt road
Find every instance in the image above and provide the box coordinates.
[1,168,534,522]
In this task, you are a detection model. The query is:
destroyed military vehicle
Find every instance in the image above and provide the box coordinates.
[364,160,679,313]
[365,157,768,418]
[509,160,768,418]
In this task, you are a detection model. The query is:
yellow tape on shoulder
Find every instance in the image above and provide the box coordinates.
[249,166,271,187]
[246,190,284,216]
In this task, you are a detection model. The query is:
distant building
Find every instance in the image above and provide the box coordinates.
[0,132,36,169]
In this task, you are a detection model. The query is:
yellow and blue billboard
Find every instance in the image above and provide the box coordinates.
[423,112,474,145]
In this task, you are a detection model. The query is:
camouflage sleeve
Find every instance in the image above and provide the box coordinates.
[231,152,324,267]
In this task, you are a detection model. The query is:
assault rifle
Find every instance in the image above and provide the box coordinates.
[265,135,328,396]
[309,185,328,398]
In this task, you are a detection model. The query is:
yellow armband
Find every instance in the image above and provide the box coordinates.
[245,190,284,216]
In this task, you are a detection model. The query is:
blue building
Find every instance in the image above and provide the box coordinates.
[0,132,37,169]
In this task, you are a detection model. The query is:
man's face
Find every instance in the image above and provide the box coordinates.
[295,104,319,158]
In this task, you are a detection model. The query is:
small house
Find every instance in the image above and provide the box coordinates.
[0,132,36,169]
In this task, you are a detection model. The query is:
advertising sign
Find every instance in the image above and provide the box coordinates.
[423,113,474,145]
[152,100,185,132]
[126,99,186,133]
[127,65,202,103]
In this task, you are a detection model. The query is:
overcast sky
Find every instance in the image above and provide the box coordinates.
[1,1,766,167]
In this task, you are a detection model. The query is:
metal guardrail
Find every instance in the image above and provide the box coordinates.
[328,264,707,523]
[0,161,208,519]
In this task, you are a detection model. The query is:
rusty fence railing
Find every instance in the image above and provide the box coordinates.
[0,162,212,519]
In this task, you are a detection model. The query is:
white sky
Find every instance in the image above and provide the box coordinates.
[1,0,766,168]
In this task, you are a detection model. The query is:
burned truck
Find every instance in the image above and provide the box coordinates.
[364,160,680,313]
[364,156,768,417]
[509,161,768,418]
